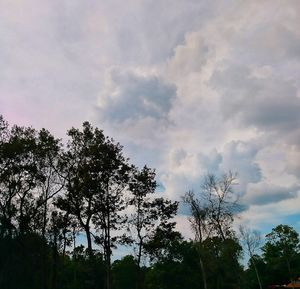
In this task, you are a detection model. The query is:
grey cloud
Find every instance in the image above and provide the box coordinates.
[198,149,222,173]
[211,64,300,136]
[99,0,218,65]
[221,140,262,189]
[243,183,300,206]
[236,24,300,65]
[170,149,188,167]
[98,69,176,123]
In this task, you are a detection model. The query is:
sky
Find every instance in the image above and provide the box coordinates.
[1,0,300,240]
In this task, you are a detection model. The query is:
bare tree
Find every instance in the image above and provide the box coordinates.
[183,190,209,289]
[183,191,209,243]
[203,171,238,240]
[183,171,239,289]
[239,226,263,289]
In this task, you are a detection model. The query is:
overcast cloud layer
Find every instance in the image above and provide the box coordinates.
[1,0,300,236]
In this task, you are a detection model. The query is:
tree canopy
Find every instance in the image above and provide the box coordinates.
[0,115,299,289]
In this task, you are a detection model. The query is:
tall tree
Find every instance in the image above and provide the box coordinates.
[56,122,106,257]
[239,226,263,289]
[34,129,64,238]
[91,140,131,289]
[56,122,131,289]
[182,190,209,289]
[263,224,300,285]
[183,171,239,289]
[0,117,63,289]
[128,166,178,289]
[0,124,57,236]
[128,166,178,266]
[202,236,242,289]
[202,172,238,240]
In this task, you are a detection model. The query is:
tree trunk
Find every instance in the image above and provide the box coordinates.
[286,259,295,289]
[41,199,48,289]
[251,258,262,289]
[198,245,207,289]
[52,233,58,289]
[85,226,93,258]
[106,257,111,289]
[136,237,143,289]
[106,215,111,289]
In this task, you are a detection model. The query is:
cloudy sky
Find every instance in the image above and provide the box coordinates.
[1,0,300,238]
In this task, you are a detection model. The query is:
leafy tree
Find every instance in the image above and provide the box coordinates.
[0,232,52,289]
[145,241,200,289]
[263,224,300,284]
[34,128,64,238]
[202,236,243,289]
[112,255,139,289]
[242,255,267,289]
[128,166,178,266]
[57,122,132,289]
[56,122,101,257]
[144,223,183,263]
[91,136,131,289]
[0,122,62,238]
[127,166,178,289]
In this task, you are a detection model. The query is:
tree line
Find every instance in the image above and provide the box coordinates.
[0,115,299,289]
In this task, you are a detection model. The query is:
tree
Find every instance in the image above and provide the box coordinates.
[0,122,62,238]
[56,122,107,257]
[182,190,209,289]
[243,255,267,289]
[183,171,239,289]
[263,224,300,285]
[128,166,178,266]
[202,236,243,289]
[144,240,200,289]
[56,122,132,289]
[127,166,178,289]
[202,172,238,240]
[112,255,138,289]
[239,226,263,289]
[34,129,64,238]
[91,136,131,289]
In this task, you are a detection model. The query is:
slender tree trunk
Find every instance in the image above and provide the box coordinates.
[72,228,76,253]
[62,233,67,258]
[52,233,58,289]
[286,259,295,289]
[85,226,93,258]
[251,258,262,289]
[41,240,48,289]
[104,240,111,289]
[136,236,143,289]
[198,245,208,289]
[106,213,111,289]
[137,239,142,268]
[41,198,48,289]
[106,254,111,289]
[72,229,77,288]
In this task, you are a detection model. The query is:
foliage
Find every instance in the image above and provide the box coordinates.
[262,224,300,284]
[1,115,300,289]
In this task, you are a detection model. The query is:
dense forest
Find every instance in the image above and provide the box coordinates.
[0,115,299,289]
